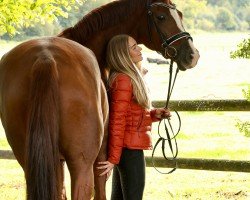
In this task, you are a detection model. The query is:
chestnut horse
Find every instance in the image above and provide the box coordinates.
[0,0,199,199]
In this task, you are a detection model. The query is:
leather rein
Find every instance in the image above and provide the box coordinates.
[146,0,192,174]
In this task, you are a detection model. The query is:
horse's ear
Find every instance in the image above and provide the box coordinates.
[177,10,183,19]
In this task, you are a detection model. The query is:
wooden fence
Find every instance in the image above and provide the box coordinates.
[1,99,250,173]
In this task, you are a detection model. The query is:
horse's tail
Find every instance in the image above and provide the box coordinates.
[26,55,59,200]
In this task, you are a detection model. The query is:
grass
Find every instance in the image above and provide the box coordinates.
[0,160,26,200]
[177,131,232,139]
[145,169,250,200]
[0,159,249,200]
[0,137,11,150]
[178,148,250,160]
[236,82,250,87]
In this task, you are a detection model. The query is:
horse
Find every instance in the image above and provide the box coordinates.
[0,0,199,199]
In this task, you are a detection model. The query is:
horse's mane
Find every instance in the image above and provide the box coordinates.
[61,0,146,43]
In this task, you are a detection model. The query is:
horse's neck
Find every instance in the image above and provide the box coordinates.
[59,3,147,82]
[88,23,138,61]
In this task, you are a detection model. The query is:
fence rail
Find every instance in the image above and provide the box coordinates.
[1,99,250,172]
[152,99,250,111]
[145,157,250,173]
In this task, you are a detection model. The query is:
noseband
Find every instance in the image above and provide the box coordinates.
[146,0,191,174]
[147,1,192,58]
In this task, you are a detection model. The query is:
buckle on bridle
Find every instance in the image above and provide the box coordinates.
[164,45,177,58]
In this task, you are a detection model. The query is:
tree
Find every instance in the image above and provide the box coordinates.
[57,0,111,29]
[0,0,84,36]
[216,7,237,30]
[174,0,207,29]
[234,0,250,7]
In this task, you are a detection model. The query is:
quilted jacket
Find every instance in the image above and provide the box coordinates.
[108,74,160,164]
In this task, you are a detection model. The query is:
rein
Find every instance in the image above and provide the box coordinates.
[151,60,181,174]
[146,0,189,174]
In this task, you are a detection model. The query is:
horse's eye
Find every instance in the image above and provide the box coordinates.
[157,15,166,21]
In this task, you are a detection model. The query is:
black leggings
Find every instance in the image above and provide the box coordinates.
[111,148,145,200]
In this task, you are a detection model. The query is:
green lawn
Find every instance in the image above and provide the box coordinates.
[0,158,249,200]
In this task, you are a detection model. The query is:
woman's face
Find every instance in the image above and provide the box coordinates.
[128,37,143,64]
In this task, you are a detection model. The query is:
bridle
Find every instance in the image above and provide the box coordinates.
[147,0,191,174]
[147,1,192,58]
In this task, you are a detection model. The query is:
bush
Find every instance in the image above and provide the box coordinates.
[243,86,250,101]
[235,120,250,137]
[235,86,250,137]
[230,38,250,59]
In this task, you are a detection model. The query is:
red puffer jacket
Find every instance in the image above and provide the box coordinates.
[108,74,160,164]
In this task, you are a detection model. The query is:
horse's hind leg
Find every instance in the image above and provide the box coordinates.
[63,115,103,200]
[67,157,95,200]
[93,124,108,200]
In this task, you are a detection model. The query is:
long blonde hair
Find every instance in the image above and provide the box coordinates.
[106,34,151,109]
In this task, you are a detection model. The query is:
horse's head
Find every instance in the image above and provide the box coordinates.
[141,0,200,71]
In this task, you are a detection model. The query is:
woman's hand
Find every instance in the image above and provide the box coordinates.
[97,161,114,180]
[155,108,171,119]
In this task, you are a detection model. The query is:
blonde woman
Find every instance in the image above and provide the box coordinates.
[98,34,171,200]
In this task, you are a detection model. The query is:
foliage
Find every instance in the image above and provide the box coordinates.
[230,38,250,59]
[235,120,250,137]
[0,0,84,36]
[239,86,250,137]
[242,85,250,101]
[175,0,249,31]
[56,0,111,29]
[215,8,237,30]
[231,38,250,138]
[174,0,207,29]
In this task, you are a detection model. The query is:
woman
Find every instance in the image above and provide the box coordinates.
[98,34,171,200]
